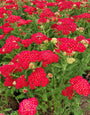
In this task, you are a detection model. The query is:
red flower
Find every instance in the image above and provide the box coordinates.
[15,75,28,89]
[0,35,4,39]
[70,76,82,85]
[70,76,90,96]
[36,2,45,9]
[76,43,86,52]
[55,38,78,55]
[28,67,49,89]
[46,2,56,7]
[0,7,7,19]
[17,19,32,27]
[0,23,11,29]
[4,15,21,23]
[62,86,74,100]
[4,76,15,87]
[24,6,36,15]
[31,32,48,44]
[22,5,28,8]
[39,8,55,18]
[21,39,33,47]
[0,41,20,54]
[87,38,90,44]
[37,18,47,24]
[18,98,38,115]
[57,18,76,35]
[39,50,59,67]
[72,13,90,22]
[0,113,4,115]
[3,27,14,35]
[75,2,83,9]
[76,35,86,43]
[11,50,40,70]
[58,1,74,11]
[0,35,21,54]
[0,64,16,77]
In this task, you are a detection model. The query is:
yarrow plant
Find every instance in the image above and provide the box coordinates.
[0,0,90,115]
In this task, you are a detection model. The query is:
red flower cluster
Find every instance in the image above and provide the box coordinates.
[39,8,55,19]
[0,35,21,54]
[28,67,49,89]
[0,64,17,77]
[73,2,83,9]
[11,50,40,70]
[46,2,56,7]
[3,27,14,34]
[24,6,36,15]
[62,85,74,100]
[5,0,15,4]
[76,35,86,43]
[31,32,49,44]
[0,113,4,115]
[15,75,28,89]
[73,13,90,22]
[62,76,90,99]
[58,1,74,11]
[21,32,51,47]
[0,64,22,77]
[0,23,11,29]
[11,49,59,69]
[4,3,18,10]
[56,0,66,3]
[4,76,15,87]
[70,76,90,97]
[0,7,7,19]
[17,19,32,27]
[21,39,33,47]
[37,17,48,24]
[32,0,47,9]
[4,15,21,23]
[18,98,38,115]
[51,18,77,35]
[39,50,59,67]
[1,27,14,35]
[55,37,86,55]
[36,2,46,9]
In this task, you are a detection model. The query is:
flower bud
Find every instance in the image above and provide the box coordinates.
[44,40,48,44]
[48,73,53,78]
[67,57,75,64]
[63,51,67,56]
[23,89,28,93]
[8,62,14,65]
[19,28,22,31]
[77,27,84,32]
[51,38,57,44]
[81,39,89,48]
[2,48,5,52]
[8,86,11,88]
[29,62,35,69]
[13,81,16,85]
[57,21,62,25]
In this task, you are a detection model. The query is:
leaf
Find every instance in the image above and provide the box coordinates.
[10,111,18,115]
[16,94,25,100]
[3,108,12,112]
[42,94,48,102]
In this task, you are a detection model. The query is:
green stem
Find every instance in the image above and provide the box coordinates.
[13,94,19,104]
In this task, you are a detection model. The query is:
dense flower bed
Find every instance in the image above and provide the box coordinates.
[0,0,90,115]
